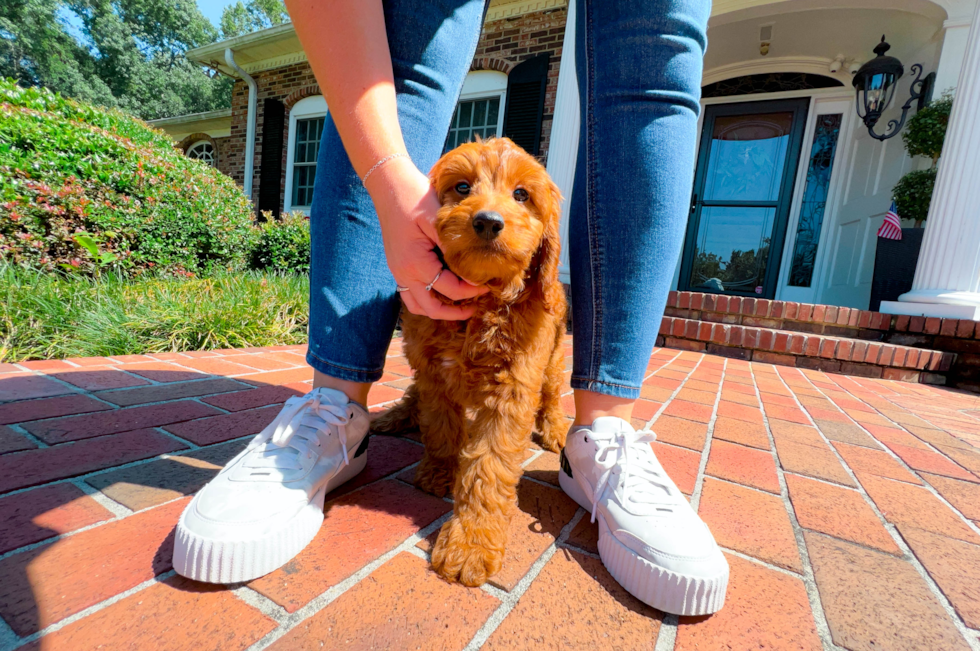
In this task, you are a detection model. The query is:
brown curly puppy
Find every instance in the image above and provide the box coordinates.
[372,137,568,587]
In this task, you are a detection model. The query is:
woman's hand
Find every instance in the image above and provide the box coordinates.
[366,156,486,320]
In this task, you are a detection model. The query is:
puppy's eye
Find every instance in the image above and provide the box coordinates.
[454,182,471,195]
[513,188,529,202]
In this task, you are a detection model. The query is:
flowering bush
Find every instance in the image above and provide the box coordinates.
[250,212,310,274]
[0,81,255,276]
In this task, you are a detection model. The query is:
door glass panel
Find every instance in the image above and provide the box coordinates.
[703,112,793,202]
[689,207,776,294]
[788,113,843,287]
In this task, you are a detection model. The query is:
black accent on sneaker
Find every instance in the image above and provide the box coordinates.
[559,449,573,478]
[353,435,370,459]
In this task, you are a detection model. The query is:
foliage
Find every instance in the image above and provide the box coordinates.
[892,168,937,226]
[250,212,310,274]
[220,0,289,39]
[0,81,256,276]
[0,265,309,362]
[691,240,769,293]
[0,0,231,120]
[902,93,953,165]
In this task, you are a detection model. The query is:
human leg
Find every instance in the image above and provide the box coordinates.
[306,0,488,399]
[173,0,488,584]
[560,0,729,616]
[569,0,709,422]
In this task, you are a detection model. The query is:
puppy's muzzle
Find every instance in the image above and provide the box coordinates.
[472,211,505,241]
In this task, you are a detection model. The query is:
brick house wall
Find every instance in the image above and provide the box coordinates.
[477,7,566,160]
[214,8,568,214]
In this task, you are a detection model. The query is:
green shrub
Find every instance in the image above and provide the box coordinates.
[0,265,309,362]
[892,167,937,226]
[902,93,953,164]
[0,80,255,276]
[250,212,311,273]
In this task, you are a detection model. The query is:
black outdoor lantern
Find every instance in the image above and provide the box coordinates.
[853,35,935,140]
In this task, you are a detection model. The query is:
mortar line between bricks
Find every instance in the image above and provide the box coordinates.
[152,426,201,450]
[80,375,252,404]
[654,615,679,651]
[69,478,133,518]
[789,368,980,540]
[687,355,723,512]
[7,571,177,650]
[555,539,600,559]
[806,374,980,478]
[0,492,193,563]
[783,368,980,651]
[642,350,709,433]
[5,423,48,448]
[460,507,588,651]
[0,432,258,501]
[240,510,457,651]
[0,607,19,651]
[754,363,839,651]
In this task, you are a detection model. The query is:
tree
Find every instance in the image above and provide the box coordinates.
[0,0,232,120]
[220,0,289,39]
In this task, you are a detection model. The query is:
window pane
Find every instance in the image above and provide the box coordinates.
[486,98,500,130]
[689,207,776,294]
[472,100,487,128]
[788,114,843,287]
[703,112,793,202]
[458,102,472,128]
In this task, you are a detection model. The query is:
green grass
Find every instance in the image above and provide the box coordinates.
[1,266,309,362]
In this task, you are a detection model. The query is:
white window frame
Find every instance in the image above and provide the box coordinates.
[446,71,508,151]
[284,95,328,214]
[186,140,216,166]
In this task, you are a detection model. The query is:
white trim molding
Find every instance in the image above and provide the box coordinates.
[702,57,853,87]
[283,95,328,214]
[544,0,579,284]
[886,0,980,319]
[486,0,567,22]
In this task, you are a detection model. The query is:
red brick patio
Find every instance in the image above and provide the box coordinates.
[1,340,980,650]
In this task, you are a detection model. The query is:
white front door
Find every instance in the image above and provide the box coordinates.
[776,98,851,305]
[810,102,917,309]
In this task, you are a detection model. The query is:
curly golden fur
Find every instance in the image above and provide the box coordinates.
[372,137,568,586]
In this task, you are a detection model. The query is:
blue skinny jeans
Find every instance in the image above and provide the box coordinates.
[307,0,710,400]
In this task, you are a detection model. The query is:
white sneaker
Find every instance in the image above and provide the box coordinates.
[173,387,370,583]
[559,417,729,615]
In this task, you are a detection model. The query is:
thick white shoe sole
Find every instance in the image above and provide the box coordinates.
[173,450,368,584]
[559,462,728,616]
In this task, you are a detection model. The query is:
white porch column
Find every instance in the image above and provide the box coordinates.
[881,1,980,320]
[545,0,579,284]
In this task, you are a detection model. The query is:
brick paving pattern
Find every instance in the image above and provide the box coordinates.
[1,340,979,650]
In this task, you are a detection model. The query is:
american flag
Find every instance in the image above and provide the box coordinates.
[878,201,903,240]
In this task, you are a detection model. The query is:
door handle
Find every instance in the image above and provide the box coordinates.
[690,193,698,214]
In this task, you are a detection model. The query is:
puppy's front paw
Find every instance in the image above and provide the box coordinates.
[414,456,455,497]
[430,517,504,587]
[538,419,568,453]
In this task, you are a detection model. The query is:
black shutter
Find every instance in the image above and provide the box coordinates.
[502,54,550,156]
[257,98,286,219]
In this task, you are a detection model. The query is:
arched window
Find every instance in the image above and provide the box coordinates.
[702,73,843,99]
[186,140,216,166]
[284,95,328,212]
[446,71,508,152]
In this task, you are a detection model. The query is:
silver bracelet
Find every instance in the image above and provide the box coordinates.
[361,152,408,184]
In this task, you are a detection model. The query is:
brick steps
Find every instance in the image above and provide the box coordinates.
[659,316,954,383]
[659,291,980,387]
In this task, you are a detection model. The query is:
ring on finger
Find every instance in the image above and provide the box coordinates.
[425,269,443,292]
[395,285,409,292]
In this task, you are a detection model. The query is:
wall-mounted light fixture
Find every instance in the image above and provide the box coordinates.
[852,35,936,141]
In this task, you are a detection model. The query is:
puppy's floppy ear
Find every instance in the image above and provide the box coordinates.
[533,177,565,309]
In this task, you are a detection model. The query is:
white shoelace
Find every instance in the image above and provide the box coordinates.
[251,392,351,473]
[589,428,675,523]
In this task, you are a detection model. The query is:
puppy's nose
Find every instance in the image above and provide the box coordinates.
[472,211,504,241]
